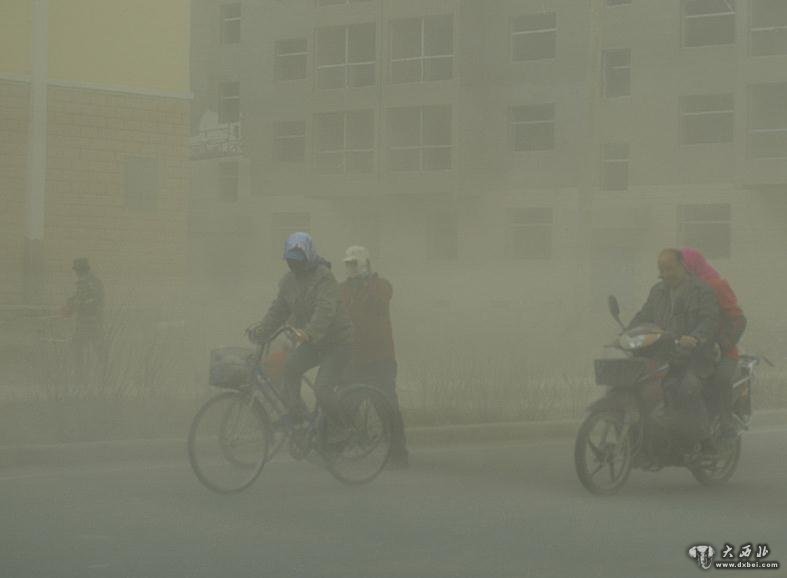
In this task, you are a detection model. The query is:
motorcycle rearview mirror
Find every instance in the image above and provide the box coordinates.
[607,295,626,331]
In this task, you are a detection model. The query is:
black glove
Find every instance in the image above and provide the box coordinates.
[246,322,267,344]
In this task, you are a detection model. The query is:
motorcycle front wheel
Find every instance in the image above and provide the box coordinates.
[575,410,633,495]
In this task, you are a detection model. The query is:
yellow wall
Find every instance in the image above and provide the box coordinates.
[0,0,190,95]
[0,0,31,75]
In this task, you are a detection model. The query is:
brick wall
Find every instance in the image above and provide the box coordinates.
[0,81,190,308]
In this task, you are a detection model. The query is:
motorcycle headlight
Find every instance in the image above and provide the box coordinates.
[619,334,648,350]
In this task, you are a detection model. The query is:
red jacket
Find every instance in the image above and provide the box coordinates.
[340,274,396,365]
[706,277,745,359]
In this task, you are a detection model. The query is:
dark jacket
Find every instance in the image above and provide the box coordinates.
[629,275,720,376]
[340,273,396,365]
[256,264,353,349]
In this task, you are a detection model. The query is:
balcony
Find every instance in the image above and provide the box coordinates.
[190,122,243,160]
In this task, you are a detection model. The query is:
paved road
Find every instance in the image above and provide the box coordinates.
[2,428,786,578]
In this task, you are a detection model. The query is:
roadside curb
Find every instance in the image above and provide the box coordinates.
[2,409,786,470]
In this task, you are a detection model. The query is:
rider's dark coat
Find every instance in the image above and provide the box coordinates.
[629,274,720,377]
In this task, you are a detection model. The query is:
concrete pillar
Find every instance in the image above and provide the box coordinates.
[24,0,48,303]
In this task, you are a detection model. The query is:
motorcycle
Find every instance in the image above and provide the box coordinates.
[574,295,766,495]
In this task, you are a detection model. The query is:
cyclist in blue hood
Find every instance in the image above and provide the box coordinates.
[249,232,353,424]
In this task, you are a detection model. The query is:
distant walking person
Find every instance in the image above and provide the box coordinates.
[64,258,107,386]
[340,246,409,469]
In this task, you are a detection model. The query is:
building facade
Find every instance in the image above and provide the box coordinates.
[190,0,787,365]
[0,0,191,308]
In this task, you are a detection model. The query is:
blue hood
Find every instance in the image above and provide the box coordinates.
[283,232,331,269]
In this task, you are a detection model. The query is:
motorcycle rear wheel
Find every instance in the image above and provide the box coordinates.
[575,410,633,495]
[689,435,741,486]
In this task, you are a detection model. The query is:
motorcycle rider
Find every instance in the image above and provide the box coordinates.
[340,245,409,469]
[681,248,747,434]
[248,232,353,427]
[628,248,720,452]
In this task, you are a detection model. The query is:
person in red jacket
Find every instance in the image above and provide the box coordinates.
[340,246,409,468]
[681,248,747,429]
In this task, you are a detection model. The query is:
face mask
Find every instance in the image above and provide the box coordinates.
[287,259,308,275]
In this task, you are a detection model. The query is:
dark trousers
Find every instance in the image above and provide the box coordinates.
[664,365,710,444]
[348,359,408,460]
[282,342,351,419]
[73,324,108,387]
[710,356,738,423]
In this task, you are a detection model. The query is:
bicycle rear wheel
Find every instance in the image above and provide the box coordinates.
[188,390,271,494]
[323,385,392,485]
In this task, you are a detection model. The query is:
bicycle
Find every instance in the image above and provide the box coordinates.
[188,326,394,493]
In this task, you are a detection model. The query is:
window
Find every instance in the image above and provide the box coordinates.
[388,105,452,171]
[427,212,458,260]
[510,104,555,151]
[125,157,158,210]
[603,49,630,98]
[274,121,306,163]
[511,12,557,61]
[272,212,311,259]
[275,39,308,81]
[680,94,733,144]
[220,3,241,45]
[749,83,787,158]
[218,81,240,124]
[218,161,239,202]
[315,24,376,89]
[682,0,735,47]
[601,143,629,191]
[607,0,632,5]
[506,208,553,259]
[314,110,374,173]
[390,15,453,83]
[677,204,731,259]
[750,0,787,56]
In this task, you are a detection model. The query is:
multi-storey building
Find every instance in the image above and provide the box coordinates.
[190,0,787,362]
[0,0,191,308]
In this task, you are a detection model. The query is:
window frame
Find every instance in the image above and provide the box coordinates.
[601,143,630,191]
[315,23,376,89]
[389,14,454,84]
[313,110,375,173]
[387,105,453,172]
[505,207,554,260]
[220,3,242,45]
[602,48,631,99]
[748,82,787,159]
[275,38,309,82]
[679,93,734,145]
[510,103,556,152]
[676,203,732,259]
[218,81,240,125]
[682,0,736,48]
[749,0,787,56]
[274,120,307,163]
[510,12,558,62]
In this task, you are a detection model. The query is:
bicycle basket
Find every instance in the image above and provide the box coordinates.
[594,358,651,388]
[209,347,254,389]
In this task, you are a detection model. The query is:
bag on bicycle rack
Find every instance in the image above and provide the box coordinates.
[209,347,254,388]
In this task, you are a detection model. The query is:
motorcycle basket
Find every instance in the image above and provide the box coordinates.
[594,358,651,388]
[209,347,254,389]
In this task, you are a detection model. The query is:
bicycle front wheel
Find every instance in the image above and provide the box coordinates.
[323,385,393,485]
[188,390,271,494]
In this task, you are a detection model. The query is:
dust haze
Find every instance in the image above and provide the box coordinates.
[1,1,787,577]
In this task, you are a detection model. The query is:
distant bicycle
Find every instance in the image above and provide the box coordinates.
[188,326,393,493]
